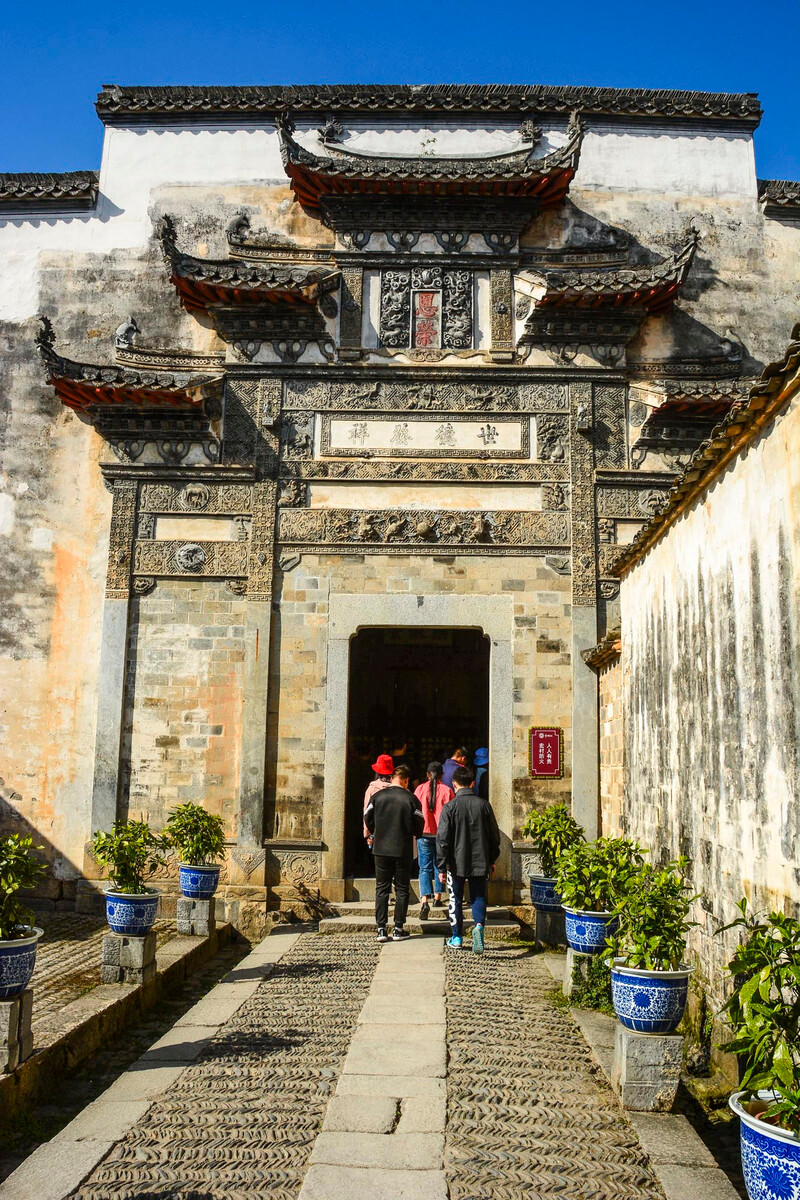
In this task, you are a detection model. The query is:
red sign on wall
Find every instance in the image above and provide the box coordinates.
[528,727,564,779]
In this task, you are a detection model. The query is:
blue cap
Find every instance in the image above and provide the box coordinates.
[474,747,489,766]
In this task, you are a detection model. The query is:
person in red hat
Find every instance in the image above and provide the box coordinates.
[363,753,394,843]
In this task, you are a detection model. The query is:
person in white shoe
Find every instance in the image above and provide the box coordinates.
[364,765,424,943]
[414,761,453,920]
[435,764,501,954]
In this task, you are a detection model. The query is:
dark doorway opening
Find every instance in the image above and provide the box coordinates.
[345,627,490,878]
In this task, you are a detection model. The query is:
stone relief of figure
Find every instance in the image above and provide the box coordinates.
[114,316,140,348]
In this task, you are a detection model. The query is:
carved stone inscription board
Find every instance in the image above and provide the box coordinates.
[323,414,528,458]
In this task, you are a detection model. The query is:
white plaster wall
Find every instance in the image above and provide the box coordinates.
[0,124,284,321]
[620,386,800,1003]
[0,115,761,324]
[576,124,757,198]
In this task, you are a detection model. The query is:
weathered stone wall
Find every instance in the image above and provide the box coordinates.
[598,655,624,838]
[120,580,248,837]
[620,388,800,1023]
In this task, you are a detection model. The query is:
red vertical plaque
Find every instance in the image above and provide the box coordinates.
[528,727,564,779]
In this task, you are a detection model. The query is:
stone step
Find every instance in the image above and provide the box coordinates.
[326,901,516,920]
[319,908,521,940]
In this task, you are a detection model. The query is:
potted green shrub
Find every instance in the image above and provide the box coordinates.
[720,900,800,1200]
[91,820,169,937]
[604,857,698,1034]
[522,804,584,912]
[557,837,646,955]
[165,803,226,899]
[0,834,46,999]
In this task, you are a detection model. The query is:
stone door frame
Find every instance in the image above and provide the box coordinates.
[321,592,514,902]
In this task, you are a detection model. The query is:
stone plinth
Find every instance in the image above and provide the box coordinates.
[101,931,157,985]
[612,1022,683,1111]
[177,897,216,937]
[535,907,565,948]
[563,947,591,998]
[0,988,34,1073]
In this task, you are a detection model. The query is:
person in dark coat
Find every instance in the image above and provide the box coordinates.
[436,764,501,955]
[364,765,424,943]
[441,747,468,789]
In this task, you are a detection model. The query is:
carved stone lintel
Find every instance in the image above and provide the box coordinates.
[284,378,568,414]
[278,507,568,549]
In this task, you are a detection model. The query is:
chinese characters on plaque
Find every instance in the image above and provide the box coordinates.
[412,290,442,349]
[528,727,564,779]
[327,416,526,457]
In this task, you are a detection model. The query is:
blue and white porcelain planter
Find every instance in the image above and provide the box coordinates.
[611,960,692,1034]
[104,890,160,937]
[0,927,43,1000]
[529,875,562,912]
[563,907,618,955]
[179,864,220,900]
[730,1090,800,1200]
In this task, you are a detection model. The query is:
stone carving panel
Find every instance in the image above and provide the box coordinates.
[278,508,568,552]
[536,416,568,462]
[106,479,138,600]
[139,483,253,515]
[596,485,672,518]
[379,268,474,351]
[284,378,567,413]
[286,459,568,483]
[133,540,249,577]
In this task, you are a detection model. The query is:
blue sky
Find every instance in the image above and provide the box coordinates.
[2,0,798,180]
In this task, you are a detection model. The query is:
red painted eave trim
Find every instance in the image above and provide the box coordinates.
[50,376,203,413]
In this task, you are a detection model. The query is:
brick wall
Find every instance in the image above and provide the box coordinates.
[266,552,574,845]
[121,580,247,836]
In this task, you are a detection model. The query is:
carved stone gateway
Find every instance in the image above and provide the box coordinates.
[28,83,750,919]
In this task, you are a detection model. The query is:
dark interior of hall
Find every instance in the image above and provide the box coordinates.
[345,627,490,877]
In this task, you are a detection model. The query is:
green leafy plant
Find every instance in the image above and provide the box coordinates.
[571,955,615,1014]
[522,804,584,877]
[604,857,698,971]
[556,837,647,913]
[0,835,46,941]
[718,899,800,1135]
[91,820,169,894]
[165,803,226,867]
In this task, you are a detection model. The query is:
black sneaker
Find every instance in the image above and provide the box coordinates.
[377,927,389,943]
[419,900,430,920]
[392,927,411,941]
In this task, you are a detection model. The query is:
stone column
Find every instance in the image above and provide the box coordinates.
[569,382,599,838]
[89,478,137,840]
[338,266,364,361]
[489,269,515,363]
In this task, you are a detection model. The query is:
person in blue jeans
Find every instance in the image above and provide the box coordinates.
[435,764,501,955]
[413,762,454,919]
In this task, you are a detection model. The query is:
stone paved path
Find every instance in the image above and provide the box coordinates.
[4,931,729,1200]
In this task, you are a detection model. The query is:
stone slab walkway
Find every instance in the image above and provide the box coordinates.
[1,932,741,1200]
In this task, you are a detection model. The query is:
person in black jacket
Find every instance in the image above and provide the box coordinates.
[436,764,501,955]
[364,765,424,943]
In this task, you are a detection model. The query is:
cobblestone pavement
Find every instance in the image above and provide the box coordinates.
[8,934,739,1199]
[71,934,380,1200]
[31,915,174,1031]
[445,944,665,1199]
